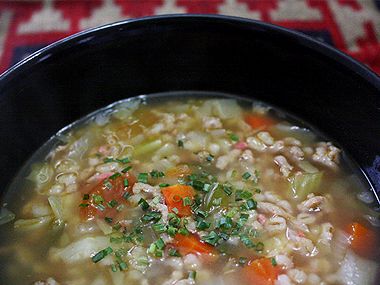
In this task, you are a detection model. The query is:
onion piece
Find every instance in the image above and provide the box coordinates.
[48,196,64,222]
[14,215,52,231]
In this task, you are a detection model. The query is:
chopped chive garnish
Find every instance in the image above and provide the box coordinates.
[92,247,113,263]
[222,184,233,196]
[172,207,179,214]
[246,199,257,210]
[137,173,148,183]
[119,261,128,270]
[235,190,253,201]
[256,242,264,252]
[152,223,167,234]
[123,192,132,200]
[104,157,114,163]
[121,166,132,173]
[188,271,197,280]
[178,228,189,236]
[109,172,121,180]
[242,172,252,180]
[167,226,177,237]
[212,197,222,206]
[155,238,165,250]
[202,231,219,246]
[195,210,208,218]
[240,234,255,248]
[196,220,210,230]
[138,198,149,211]
[95,204,106,212]
[123,178,129,187]
[255,188,262,193]
[271,257,277,266]
[107,199,118,208]
[141,211,162,223]
[93,194,104,204]
[177,140,184,147]
[83,194,90,200]
[79,203,89,208]
[159,183,170,187]
[103,180,113,190]
[116,204,125,212]
[183,197,192,206]
[105,217,113,224]
[117,157,130,164]
[230,133,239,142]
[168,248,181,257]
[111,264,118,272]
[150,170,165,178]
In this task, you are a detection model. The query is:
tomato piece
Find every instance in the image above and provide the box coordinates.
[161,185,195,217]
[80,172,135,221]
[245,114,275,129]
[346,222,377,257]
[174,233,214,256]
[243,258,280,285]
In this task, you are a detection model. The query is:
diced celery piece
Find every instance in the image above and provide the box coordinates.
[134,139,162,156]
[291,172,323,200]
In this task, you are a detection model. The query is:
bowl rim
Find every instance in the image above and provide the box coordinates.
[0,14,379,88]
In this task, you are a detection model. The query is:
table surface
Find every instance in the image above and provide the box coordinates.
[0,0,379,75]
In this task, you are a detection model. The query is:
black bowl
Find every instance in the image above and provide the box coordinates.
[0,14,380,206]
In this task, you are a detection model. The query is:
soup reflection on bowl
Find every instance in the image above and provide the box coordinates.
[0,93,379,285]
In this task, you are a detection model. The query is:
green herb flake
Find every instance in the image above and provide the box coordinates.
[222,184,233,196]
[159,183,170,188]
[95,204,106,212]
[230,133,239,142]
[121,166,132,173]
[172,207,179,214]
[119,261,128,270]
[109,172,121,180]
[123,178,129,187]
[83,194,90,200]
[256,242,264,252]
[91,247,113,263]
[123,192,132,200]
[202,231,219,246]
[178,228,189,236]
[93,194,104,204]
[137,173,149,183]
[150,170,165,178]
[168,248,181,257]
[246,199,257,210]
[117,157,130,164]
[103,180,113,190]
[178,140,184,147]
[188,271,197,280]
[167,226,177,237]
[242,172,252,180]
[196,220,211,230]
[152,223,167,234]
[138,198,150,211]
[107,199,118,208]
[271,257,277,266]
[111,264,118,272]
[79,203,89,208]
[103,157,115,163]
[183,197,192,206]
[104,217,113,224]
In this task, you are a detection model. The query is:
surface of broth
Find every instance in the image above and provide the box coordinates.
[0,94,379,285]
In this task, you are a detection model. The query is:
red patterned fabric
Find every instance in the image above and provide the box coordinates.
[0,0,379,75]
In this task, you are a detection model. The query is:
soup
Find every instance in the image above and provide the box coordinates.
[0,95,379,285]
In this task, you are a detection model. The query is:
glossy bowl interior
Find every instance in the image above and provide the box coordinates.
[0,15,379,207]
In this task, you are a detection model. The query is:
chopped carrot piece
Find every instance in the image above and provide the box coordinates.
[346,222,377,257]
[80,173,135,221]
[166,165,192,178]
[243,258,280,285]
[245,114,275,129]
[161,185,195,217]
[174,233,214,256]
